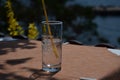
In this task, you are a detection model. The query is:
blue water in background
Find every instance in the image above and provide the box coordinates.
[67,0,120,47]
[94,16,120,47]
[67,0,120,6]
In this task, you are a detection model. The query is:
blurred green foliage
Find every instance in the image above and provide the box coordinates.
[0,0,100,44]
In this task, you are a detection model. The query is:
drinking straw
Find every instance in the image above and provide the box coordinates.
[41,0,59,58]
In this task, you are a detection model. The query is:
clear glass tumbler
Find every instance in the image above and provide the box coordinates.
[41,21,63,73]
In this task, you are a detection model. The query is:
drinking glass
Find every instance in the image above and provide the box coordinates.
[41,21,63,73]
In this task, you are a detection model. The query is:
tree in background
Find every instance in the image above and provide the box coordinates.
[0,0,99,44]
[5,0,24,36]
[1,0,39,39]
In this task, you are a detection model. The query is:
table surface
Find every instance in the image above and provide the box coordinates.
[0,40,120,80]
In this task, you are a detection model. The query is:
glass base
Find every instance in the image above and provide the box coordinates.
[42,67,61,73]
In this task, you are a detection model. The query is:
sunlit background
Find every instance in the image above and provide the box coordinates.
[0,0,120,47]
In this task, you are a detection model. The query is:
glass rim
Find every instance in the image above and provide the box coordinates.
[41,21,63,25]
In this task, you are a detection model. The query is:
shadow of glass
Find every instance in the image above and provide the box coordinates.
[29,69,58,80]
